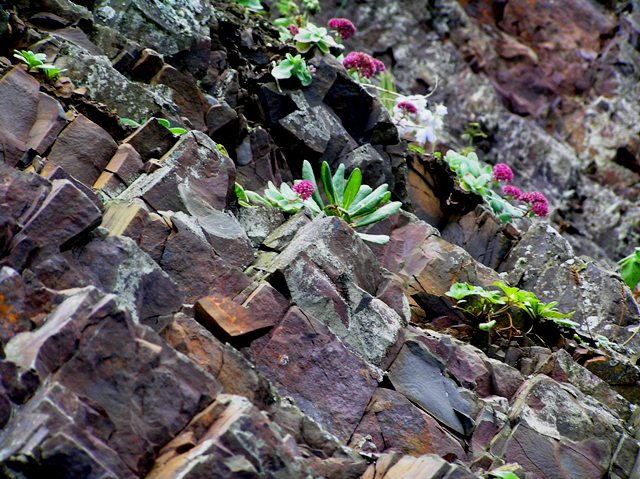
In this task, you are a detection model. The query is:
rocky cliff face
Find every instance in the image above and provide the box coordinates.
[0,0,639,478]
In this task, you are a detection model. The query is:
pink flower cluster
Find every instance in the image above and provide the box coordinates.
[328,18,356,40]
[287,25,300,36]
[292,180,315,200]
[502,185,521,198]
[342,52,385,78]
[518,191,549,217]
[493,163,514,183]
[397,101,418,115]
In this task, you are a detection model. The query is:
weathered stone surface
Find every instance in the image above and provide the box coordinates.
[361,453,478,479]
[195,292,275,340]
[252,307,379,442]
[262,210,311,251]
[131,48,165,82]
[151,65,208,131]
[196,209,254,269]
[0,381,136,479]
[101,143,145,187]
[0,67,40,165]
[492,375,629,479]
[283,251,404,366]
[441,206,520,270]
[538,349,633,420]
[161,313,274,408]
[0,267,30,343]
[500,223,640,349]
[338,143,392,189]
[236,205,285,247]
[27,92,67,155]
[388,339,474,436]
[351,388,466,459]
[146,394,312,479]
[123,118,177,162]
[31,235,184,327]
[47,114,118,186]
[413,328,524,400]
[3,289,220,476]
[160,214,250,304]
[118,131,236,214]
[273,216,383,294]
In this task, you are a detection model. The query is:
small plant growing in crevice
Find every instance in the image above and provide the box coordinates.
[236,0,263,11]
[618,247,640,299]
[271,53,313,87]
[443,149,549,223]
[13,50,64,83]
[446,281,577,339]
[294,23,343,54]
[236,160,402,244]
[119,117,187,136]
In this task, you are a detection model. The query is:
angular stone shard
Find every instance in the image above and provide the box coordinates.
[146,394,312,479]
[252,307,379,442]
[3,289,220,477]
[27,92,67,155]
[47,114,118,187]
[118,131,236,213]
[351,388,466,460]
[388,340,474,437]
[0,67,41,165]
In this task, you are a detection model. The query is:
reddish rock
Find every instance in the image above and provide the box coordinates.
[151,65,208,131]
[388,340,475,437]
[131,48,165,82]
[195,294,275,340]
[101,199,170,264]
[26,92,67,155]
[361,453,477,479]
[0,67,40,165]
[146,394,312,479]
[118,131,236,214]
[160,217,250,303]
[197,209,255,269]
[47,114,118,187]
[11,178,102,259]
[102,143,145,186]
[0,382,136,478]
[3,289,220,477]
[0,267,30,343]
[351,388,466,460]
[538,349,632,420]
[252,307,379,442]
[40,162,103,211]
[162,313,273,408]
[123,117,177,162]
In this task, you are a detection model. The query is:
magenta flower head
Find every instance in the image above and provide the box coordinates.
[518,191,549,217]
[530,200,549,217]
[372,58,386,74]
[328,18,356,40]
[342,52,384,79]
[397,101,418,115]
[292,180,315,200]
[502,185,521,198]
[288,25,300,36]
[493,163,514,183]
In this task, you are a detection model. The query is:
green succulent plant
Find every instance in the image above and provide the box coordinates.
[294,23,342,54]
[236,0,263,11]
[271,53,313,86]
[13,50,64,83]
[443,150,527,223]
[119,117,187,136]
[446,281,577,335]
[236,160,402,244]
[618,247,640,292]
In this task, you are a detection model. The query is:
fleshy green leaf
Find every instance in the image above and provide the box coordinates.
[479,320,496,331]
[351,201,401,228]
[321,161,336,205]
[302,160,323,209]
[348,184,389,217]
[356,233,390,244]
[343,168,362,209]
[332,163,346,205]
[156,118,171,128]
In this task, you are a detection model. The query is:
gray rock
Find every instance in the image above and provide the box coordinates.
[388,339,475,436]
[500,223,640,350]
